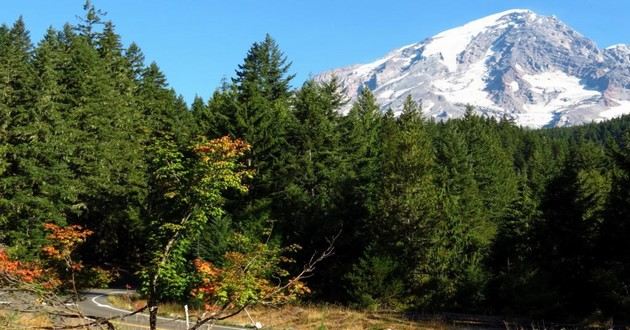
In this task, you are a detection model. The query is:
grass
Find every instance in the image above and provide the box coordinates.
[0,309,102,329]
[107,294,443,329]
[0,310,52,329]
[227,304,442,330]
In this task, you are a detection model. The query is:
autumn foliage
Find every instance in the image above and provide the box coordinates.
[0,249,44,284]
[0,223,93,290]
[190,233,311,315]
[42,223,93,271]
[193,136,251,159]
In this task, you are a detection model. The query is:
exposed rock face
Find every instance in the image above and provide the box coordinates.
[316,9,630,128]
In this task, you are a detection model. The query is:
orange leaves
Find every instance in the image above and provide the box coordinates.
[41,246,59,259]
[189,234,313,314]
[1,223,94,293]
[43,223,93,249]
[41,223,93,278]
[0,249,46,284]
[194,258,220,279]
[193,136,250,159]
[41,223,93,262]
[191,259,223,311]
[0,249,61,289]
[192,136,253,177]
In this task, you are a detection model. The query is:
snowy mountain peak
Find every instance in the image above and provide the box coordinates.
[607,44,630,51]
[423,9,535,72]
[316,10,630,128]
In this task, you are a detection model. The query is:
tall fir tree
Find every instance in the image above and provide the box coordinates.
[280,78,348,298]
[219,34,296,234]
[422,121,492,310]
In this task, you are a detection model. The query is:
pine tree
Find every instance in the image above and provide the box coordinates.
[278,79,347,297]
[420,122,491,309]
[488,178,545,315]
[203,81,238,138]
[288,79,344,213]
[230,34,295,187]
[138,62,192,143]
[124,42,145,82]
[97,21,134,97]
[456,107,518,223]
[328,87,384,301]
[75,0,105,44]
[190,95,207,135]
[0,18,45,256]
[534,140,611,317]
[598,133,630,318]
[351,96,438,308]
[215,35,296,234]
[343,87,382,215]
[0,25,8,181]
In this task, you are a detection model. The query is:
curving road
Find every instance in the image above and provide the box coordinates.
[77,289,246,330]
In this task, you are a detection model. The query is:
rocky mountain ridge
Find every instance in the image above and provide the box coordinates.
[316,9,630,127]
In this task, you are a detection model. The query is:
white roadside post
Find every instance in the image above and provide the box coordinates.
[244,308,262,329]
[184,304,190,328]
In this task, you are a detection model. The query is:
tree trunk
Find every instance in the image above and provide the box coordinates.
[148,288,158,330]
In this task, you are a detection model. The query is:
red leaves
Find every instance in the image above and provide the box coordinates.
[0,249,62,289]
[0,223,93,289]
[0,249,44,283]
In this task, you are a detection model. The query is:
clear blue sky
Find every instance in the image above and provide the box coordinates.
[1,0,628,104]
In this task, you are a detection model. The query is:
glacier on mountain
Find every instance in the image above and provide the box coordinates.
[315,9,630,128]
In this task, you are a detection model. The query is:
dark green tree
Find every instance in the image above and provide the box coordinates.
[280,78,347,298]
[215,35,296,235]
[421,121,492,309]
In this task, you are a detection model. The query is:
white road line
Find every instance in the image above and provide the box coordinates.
[91,294,136,314]
[88,293,245,330]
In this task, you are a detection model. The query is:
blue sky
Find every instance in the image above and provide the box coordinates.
[1,0,628,104]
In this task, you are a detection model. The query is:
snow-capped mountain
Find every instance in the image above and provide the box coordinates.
[315,9,630,128]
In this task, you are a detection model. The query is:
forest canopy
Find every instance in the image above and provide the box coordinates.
[2,2,630,324]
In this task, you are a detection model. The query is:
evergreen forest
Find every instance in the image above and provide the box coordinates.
[3,4,630,324]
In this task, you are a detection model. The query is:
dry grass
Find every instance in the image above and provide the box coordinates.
[227,304,442,330]
[0,309,105,329]
[107,295,443,330]
[0,309,114,329]
[0,309,53,329]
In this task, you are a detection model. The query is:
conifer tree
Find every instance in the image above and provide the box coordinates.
[138,62,192,143]
[287,78,344,216]
[326,87,384,301]
[350,96,438,308]
[75,0,105,44]
[216,34,296,234]
[203,81,238,138]
[0,18,44,255]
[125,42,145,82]
[488,178,545,315]
[598,133,630,317]
[278,79,347,297]
[230,34,294,186]
[343,87,382,215]
[422,122,491,309]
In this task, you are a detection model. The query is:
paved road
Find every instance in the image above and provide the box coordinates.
[77,289,247,330]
